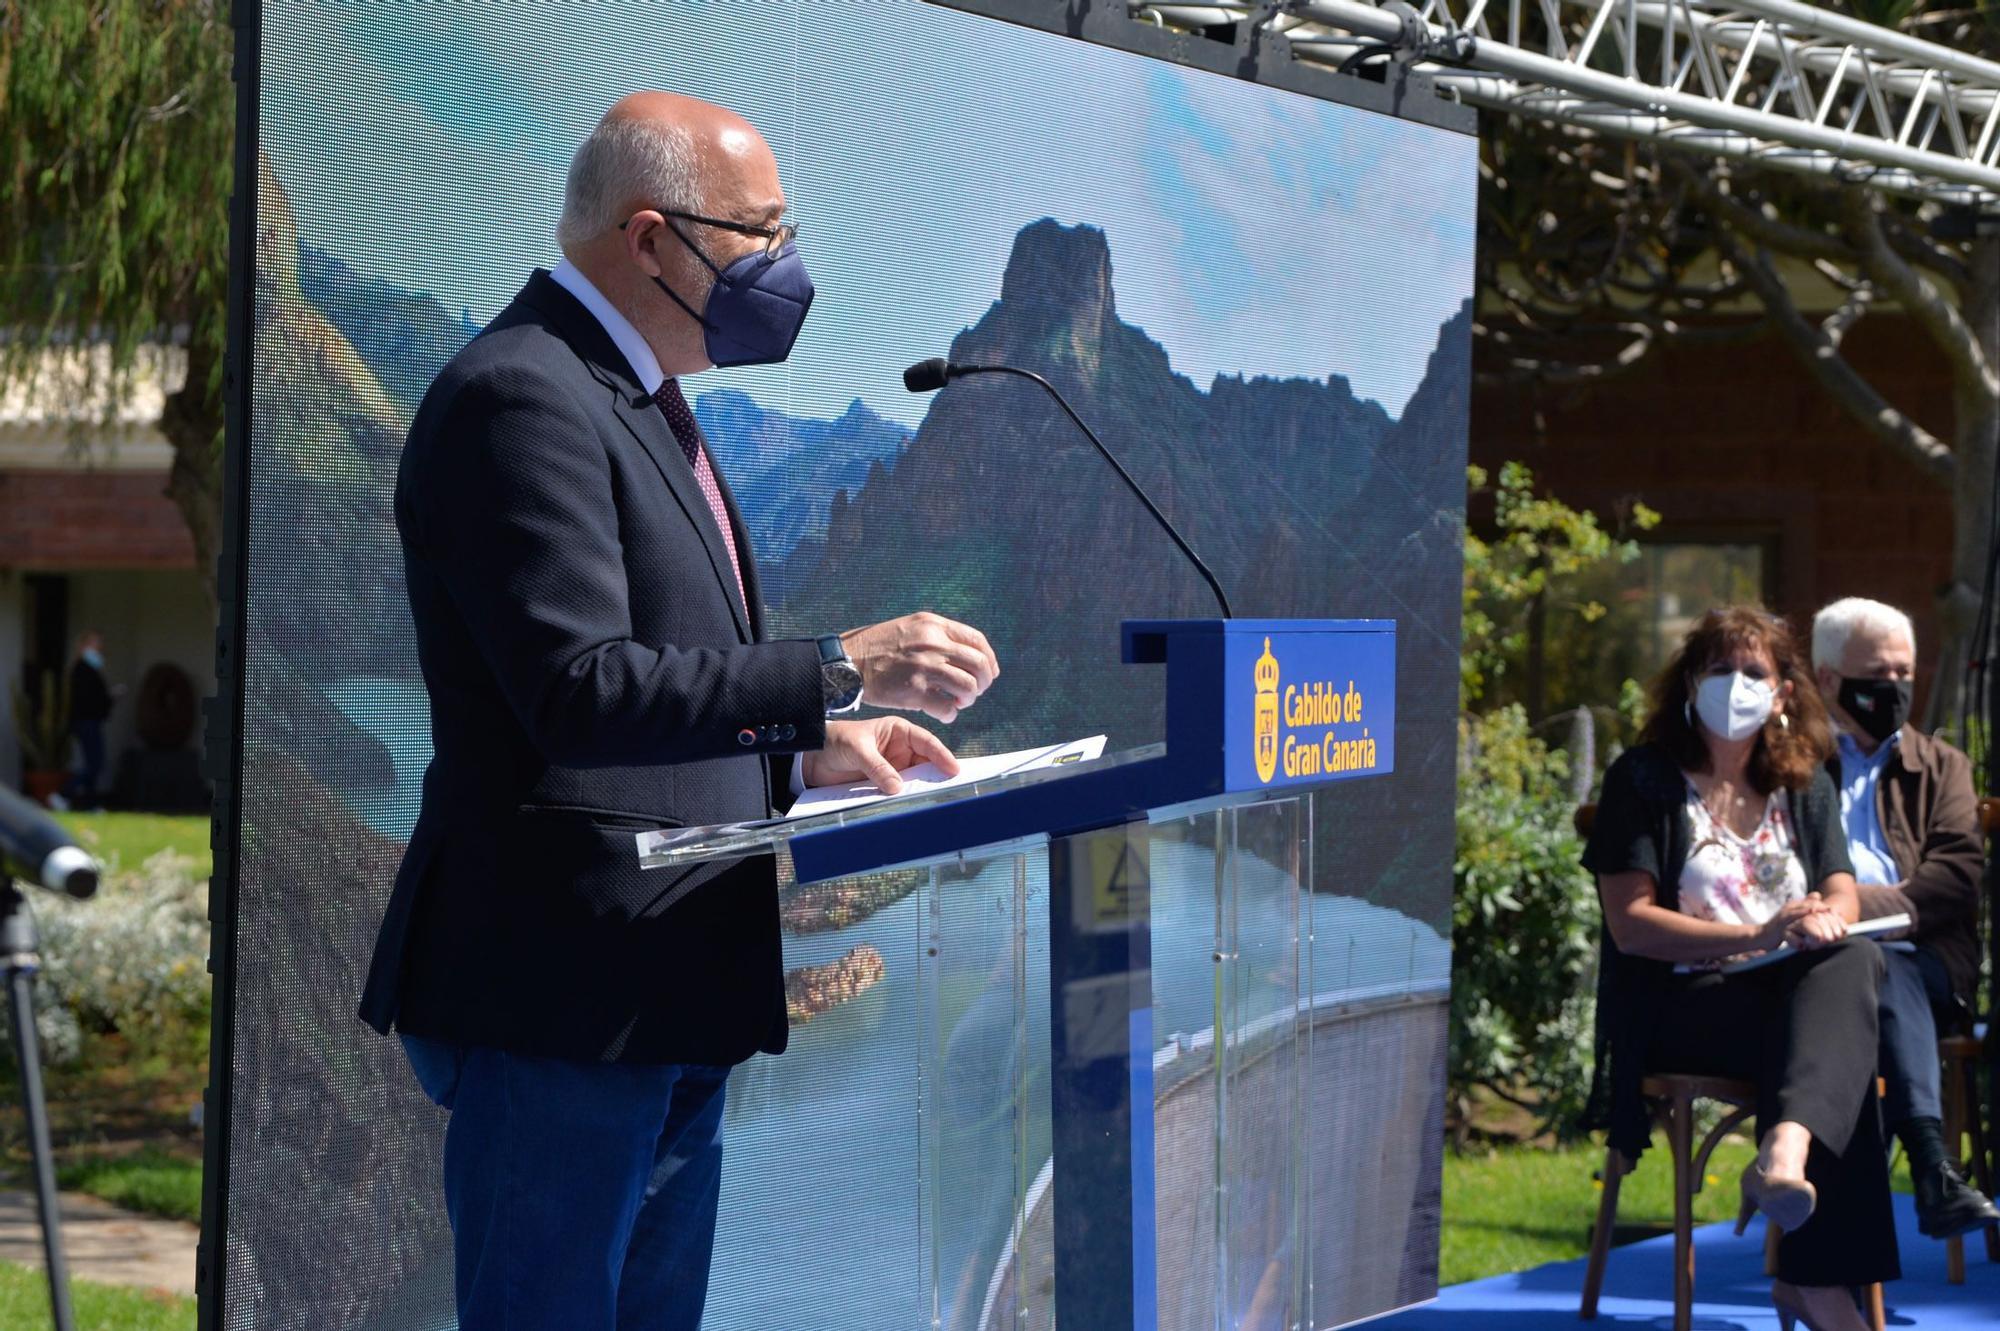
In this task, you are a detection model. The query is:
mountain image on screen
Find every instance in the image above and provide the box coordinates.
[252,170,1469,929]
[776,218,1467,753]
[233,166,1464,1324]
[691,389,911,592]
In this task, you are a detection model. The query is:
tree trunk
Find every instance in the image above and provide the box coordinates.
[158,338,224,619]
[1931,237,2000,737]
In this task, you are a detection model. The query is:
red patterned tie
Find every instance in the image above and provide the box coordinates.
[653,379,748,615]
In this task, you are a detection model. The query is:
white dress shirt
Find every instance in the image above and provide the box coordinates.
[550,260,666,395]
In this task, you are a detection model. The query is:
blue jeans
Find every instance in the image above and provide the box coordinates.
[401,1036,729,1330]
[1877,945,1953,1128]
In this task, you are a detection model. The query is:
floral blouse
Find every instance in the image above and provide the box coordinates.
[1677,780,1809,930]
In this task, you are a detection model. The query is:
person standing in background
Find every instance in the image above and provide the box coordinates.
[62,630,114,810]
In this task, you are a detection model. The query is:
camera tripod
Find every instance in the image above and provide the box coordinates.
[2,878,75,1331]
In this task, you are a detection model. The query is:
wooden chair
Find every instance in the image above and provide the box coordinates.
[1939,1030,2000,1281]
[1579,1073,1888,1331]
[1942,793,2000,1281]
[1575,804,1886,1330]
[1581,1074,1750,1331]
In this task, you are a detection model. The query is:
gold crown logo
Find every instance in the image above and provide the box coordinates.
[1255,637,1280,693]
[1253,637,1281,784]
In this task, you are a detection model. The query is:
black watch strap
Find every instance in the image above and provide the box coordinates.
[816,635,863,714]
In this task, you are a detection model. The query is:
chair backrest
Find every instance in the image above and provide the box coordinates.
[1575,803,1597,838]
[1979,797,1999,837]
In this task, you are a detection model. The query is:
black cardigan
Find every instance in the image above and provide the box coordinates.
[1579,742,1854,1159]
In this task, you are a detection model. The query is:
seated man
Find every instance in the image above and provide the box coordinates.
[1812,597,2000,1240]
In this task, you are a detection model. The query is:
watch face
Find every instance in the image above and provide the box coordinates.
[824,659,864,711]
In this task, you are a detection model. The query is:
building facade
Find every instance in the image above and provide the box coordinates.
[1470,315,1958,720]
[1,350,214,802]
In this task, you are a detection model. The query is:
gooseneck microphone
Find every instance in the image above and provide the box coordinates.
[0,787,99,900]
[903,358,1233,618]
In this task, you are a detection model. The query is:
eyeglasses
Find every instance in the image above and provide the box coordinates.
[621,209,798,258]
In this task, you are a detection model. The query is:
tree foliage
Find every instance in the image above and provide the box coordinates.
[1450,703,1600,1141]
[1451,463,1657,1141]
[1461,460,1659,710]
[1475,2,2000,727]
[1,0,234,602]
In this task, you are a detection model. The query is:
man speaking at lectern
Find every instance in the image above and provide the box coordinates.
[358,93,1000,1329]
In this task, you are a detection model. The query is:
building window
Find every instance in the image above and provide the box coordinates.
[1531,539,1772,725]
[1624,542,1771,673]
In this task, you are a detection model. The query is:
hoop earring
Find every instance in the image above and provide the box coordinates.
[1778,713,1790,731]
[1684,700,1694,728]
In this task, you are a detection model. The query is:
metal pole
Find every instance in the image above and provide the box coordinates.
[1,882,76,1331]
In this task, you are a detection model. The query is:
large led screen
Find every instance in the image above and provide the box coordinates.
[217,2,1476,1326]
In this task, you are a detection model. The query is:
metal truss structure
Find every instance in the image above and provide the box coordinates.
[1132,0,2000,206]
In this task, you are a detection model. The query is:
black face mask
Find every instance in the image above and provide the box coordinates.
[1838,676,1912,743]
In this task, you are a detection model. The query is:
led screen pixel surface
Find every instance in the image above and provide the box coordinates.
[222,2,1475,1326]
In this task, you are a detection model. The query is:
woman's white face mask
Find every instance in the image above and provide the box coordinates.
[1694,671,1775,741]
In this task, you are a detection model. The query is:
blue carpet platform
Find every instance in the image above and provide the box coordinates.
[1373,1194,1998,1329]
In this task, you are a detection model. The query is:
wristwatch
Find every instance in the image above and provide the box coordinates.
[817,634,864,715]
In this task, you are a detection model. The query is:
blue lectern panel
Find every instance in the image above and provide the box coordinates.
[1227,622,1396,794]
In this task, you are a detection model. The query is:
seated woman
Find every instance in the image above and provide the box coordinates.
[1583,606,1897,1331]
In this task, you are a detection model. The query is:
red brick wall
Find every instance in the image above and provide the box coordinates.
[1471,317,1958,708]
[0,469,195,570]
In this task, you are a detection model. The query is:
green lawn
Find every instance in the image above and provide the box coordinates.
[51,812,210,881]
[0,1259,191,1330]
[1440,1135,1919,1286]
[57,1148,201,1226]
[1440,1134,1756,1286]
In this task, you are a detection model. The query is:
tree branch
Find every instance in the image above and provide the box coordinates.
[1675,163,1860,266]
[1838,188,2000,399]
[1714,227,1955,485]
[1878,208,1973,291]
[1816,265,1876,349]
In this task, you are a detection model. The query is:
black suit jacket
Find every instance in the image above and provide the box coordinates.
[358,270,825,1065]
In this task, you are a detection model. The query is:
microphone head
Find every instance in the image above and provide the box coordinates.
[903,358,951,393]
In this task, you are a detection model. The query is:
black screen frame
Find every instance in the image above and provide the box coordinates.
[197,3,1474,1324]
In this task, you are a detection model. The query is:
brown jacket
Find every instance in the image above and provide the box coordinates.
[1831,726,1983,1016]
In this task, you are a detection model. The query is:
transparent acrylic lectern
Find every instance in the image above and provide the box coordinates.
[634,620,1395,1331]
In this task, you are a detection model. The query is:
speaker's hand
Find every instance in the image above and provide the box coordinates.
[841,612,999,723]
[800,717,960,794]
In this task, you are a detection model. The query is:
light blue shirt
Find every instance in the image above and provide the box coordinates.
[1836,729,1902,885]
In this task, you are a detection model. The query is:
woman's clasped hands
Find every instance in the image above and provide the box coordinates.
[1754,892,1849,954]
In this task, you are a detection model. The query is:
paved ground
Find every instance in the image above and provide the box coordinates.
[0,1189,196,1297]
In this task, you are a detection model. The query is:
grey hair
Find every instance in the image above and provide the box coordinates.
[557,114,703,250]
[1811,596,1916,670]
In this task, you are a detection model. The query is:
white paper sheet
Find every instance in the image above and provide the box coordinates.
[785,734,1108,820]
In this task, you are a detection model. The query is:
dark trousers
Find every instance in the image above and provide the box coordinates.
[1877,945,1952,1129]
[401,1036,729,1330]
[63,718,103,804]
[1647,938,1900,1287]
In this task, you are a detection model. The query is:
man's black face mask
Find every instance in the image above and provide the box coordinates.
[1838,676,1912,743]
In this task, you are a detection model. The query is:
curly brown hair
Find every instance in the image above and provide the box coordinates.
[1637,605,1834,793]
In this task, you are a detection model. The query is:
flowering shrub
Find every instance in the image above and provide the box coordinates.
[1450,705,1598,1140]
[22,848,210,1066]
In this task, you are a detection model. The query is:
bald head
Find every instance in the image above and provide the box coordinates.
[557,93,788,377]
[558,93,782,250]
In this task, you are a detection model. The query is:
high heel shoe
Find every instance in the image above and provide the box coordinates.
[1737,1161,1817,1235]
